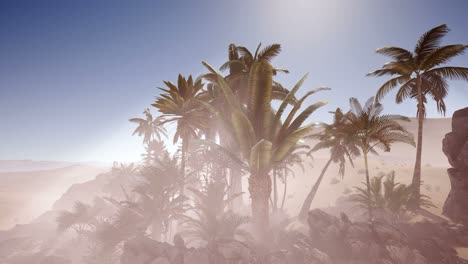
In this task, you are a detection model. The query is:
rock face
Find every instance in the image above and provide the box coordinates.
[443,107,468,225]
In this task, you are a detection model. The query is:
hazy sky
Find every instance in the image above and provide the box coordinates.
[1,0,467,162]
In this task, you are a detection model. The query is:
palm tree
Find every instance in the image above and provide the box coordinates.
[103,163,138,196]
[152,74,206,192]
[272,145,309,213]
[56,199,107,235]
[132,155,189,240]
[345,97,415,218]
[200,44,294,211]
[181,180,249,243]
[129,108,166,145]
[353,171,435,222]
[201,59,329,231]
[298,108,360,221]
[181,179,250,264]
[217,43,291,103]
[368,24,468,207]
[141,140,167,165]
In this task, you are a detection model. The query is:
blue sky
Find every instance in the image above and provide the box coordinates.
[1,0,467,162]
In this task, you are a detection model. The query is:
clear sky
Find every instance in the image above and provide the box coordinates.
[1,0,467,162]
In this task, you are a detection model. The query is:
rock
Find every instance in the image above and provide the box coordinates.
[306,209,468,264]
[38,255,71,264]
[120,236,173,264]
[443,107,468,225]
[120,236,251,264]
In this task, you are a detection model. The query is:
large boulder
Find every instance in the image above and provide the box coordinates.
[443,107,468,225]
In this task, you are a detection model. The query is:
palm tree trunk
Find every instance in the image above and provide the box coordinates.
[248,173,272,236]
[229,168,244,211]
[181,138,186,195]
[298,157,333,221]
[411,74,423,208]
[273,169,278,211]
[281,168,288,210]
[364,151,373,219]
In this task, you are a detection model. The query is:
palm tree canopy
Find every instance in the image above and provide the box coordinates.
[181,180,249,243]
[345,97,415,154]
[368,24,468,116]
[129,108,167,144]
[308,108,361,176]
[201,60,329,175]
[206,43,293,108]
[152,74,207,144]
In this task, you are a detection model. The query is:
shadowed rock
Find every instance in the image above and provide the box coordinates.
[306,209,468,264]
[443,107,468,225]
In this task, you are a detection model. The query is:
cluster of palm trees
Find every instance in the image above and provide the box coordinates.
[53,24,467,263]
[128,24,467,234]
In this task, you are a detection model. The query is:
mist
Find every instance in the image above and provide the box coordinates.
[2,2,468,264]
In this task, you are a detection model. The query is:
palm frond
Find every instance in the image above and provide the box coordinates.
[257,44,282,62]
[426,66,468,81]
[375,46,413,60]
[421,44,467,70]
[375,75,411,102]
[415,24,449,63]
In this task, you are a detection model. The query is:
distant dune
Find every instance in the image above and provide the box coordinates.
[0,163,108,230]
[0,160,75,173]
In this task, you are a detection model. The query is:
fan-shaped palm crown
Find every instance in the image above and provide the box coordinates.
[346,97,415,154]
[152,74,206,145]
[345,97,415,217]
[368,24,468,207]
[129,108,166,144]
[203,43,292,107]
[368,24,468,114]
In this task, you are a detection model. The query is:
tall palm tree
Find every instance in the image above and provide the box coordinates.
[368,24,468,206]
[201,44,294,210]
[345,97,415,217]
[152,74,206,192]
[298,108,360,221]
[201,59,329,231]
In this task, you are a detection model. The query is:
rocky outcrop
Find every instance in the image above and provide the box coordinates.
[306,209,468,264]
[443,107,468,225]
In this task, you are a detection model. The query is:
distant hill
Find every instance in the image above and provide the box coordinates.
[0,160,75,173]
[0,162,108,230]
